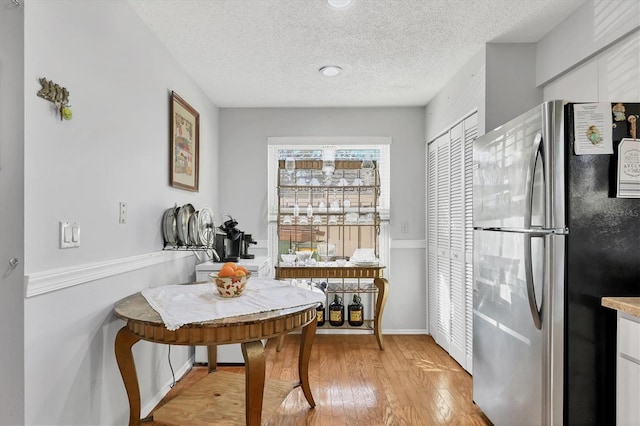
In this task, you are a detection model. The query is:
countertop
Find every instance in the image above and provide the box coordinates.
[601,297,640,318]
[195,256,270,272]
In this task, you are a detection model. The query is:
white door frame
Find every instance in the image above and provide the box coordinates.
[0,2,26,423]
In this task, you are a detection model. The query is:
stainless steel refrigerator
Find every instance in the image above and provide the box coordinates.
[472,100,640,425]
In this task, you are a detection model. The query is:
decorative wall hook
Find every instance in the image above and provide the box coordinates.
[37,77,72,121]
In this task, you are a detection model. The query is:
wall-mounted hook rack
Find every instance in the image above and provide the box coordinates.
[37,77,72,120]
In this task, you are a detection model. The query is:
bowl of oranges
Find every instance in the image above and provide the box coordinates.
[209,262,251,298]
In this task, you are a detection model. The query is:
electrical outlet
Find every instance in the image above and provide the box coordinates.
[119,202,127,224]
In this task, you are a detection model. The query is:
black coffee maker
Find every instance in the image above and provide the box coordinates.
[215,214,244,262]
[241,234,257,259]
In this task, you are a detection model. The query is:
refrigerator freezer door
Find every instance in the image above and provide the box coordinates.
[473,104,546,231]
[473,229,544,425]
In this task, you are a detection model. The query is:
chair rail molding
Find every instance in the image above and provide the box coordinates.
[25,251,193,297]
[391,239,427,249]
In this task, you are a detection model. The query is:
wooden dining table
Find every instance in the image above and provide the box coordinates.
[113,291,318,425]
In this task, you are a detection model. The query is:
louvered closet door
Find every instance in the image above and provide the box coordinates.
[463,114,478,373]
[448,123,466,368]
[426,112,478,374]
[434,134,451,351]
[427,139,441,350]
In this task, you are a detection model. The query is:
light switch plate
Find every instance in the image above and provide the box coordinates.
[71,223,80,244]
[60,221,80,249]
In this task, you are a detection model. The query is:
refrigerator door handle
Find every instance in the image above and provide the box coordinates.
[524,133,544,330]
[524,133,543,229]
[524,233,543,329]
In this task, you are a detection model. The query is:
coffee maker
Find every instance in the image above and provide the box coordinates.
[215,214,244,262]
[240,234,257,259]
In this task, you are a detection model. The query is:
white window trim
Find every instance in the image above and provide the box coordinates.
[267,137,391,278]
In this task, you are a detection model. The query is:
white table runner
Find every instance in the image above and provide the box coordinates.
[142,278,325,331]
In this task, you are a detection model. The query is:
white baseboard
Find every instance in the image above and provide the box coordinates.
[140,355,194,418]
[295,328,428,335]
[315,328,373,335]
[382,329,429,335]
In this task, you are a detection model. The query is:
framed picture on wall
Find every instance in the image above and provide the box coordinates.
[170,91,200,192]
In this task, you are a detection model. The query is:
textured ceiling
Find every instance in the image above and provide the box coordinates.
[128,0,587,107]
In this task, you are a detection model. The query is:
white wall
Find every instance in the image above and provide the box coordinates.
[536,0,640,87]
[424,46,486,142]
[0,2,25,424]
[219,107,427,332]
[22,1,219,424]
[543,30,640,102]
[424,42,543,142]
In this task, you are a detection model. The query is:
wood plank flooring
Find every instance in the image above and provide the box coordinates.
[147,334,492,426]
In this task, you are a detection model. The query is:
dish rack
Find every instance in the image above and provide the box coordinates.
[274,159,388,350]
[162,203,218,260]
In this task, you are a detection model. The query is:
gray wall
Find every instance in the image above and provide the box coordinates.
[24,0,220,271]
[22,1,220,423]
[219,107,429,333]
[485,43,542,132]
[219,107,426,241]
[13,0,640,424]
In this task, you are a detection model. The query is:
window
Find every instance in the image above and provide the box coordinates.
[267,137,391,273]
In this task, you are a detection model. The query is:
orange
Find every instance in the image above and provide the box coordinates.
[223,262,237,271]
[234,269,246,277]
[218,265,235,277]
[236,265,249,275]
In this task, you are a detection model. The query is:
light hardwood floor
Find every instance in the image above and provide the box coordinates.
[148,334,492,425]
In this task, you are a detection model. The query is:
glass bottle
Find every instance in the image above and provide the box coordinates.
[322,145,336,181]
[361,154,374,185]
[329,294,344,326]
[348,294,364,326]
[316,303,325,326]
[284,157,296,183]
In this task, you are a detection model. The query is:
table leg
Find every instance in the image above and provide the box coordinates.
[275,334,285,352]
[241,340,266,426]
[115,327,142,426]
[298,317,317,407]
[373,277,389,350]
[206,344,217,373]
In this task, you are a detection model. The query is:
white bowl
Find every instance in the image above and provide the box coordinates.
[317,243,336,259]
[209,272,251,298]
[295,251,312,263]
[281,254,297,263]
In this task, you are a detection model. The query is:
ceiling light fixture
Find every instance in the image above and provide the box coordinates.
[327,0,352,9]
[319,66,342,77]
